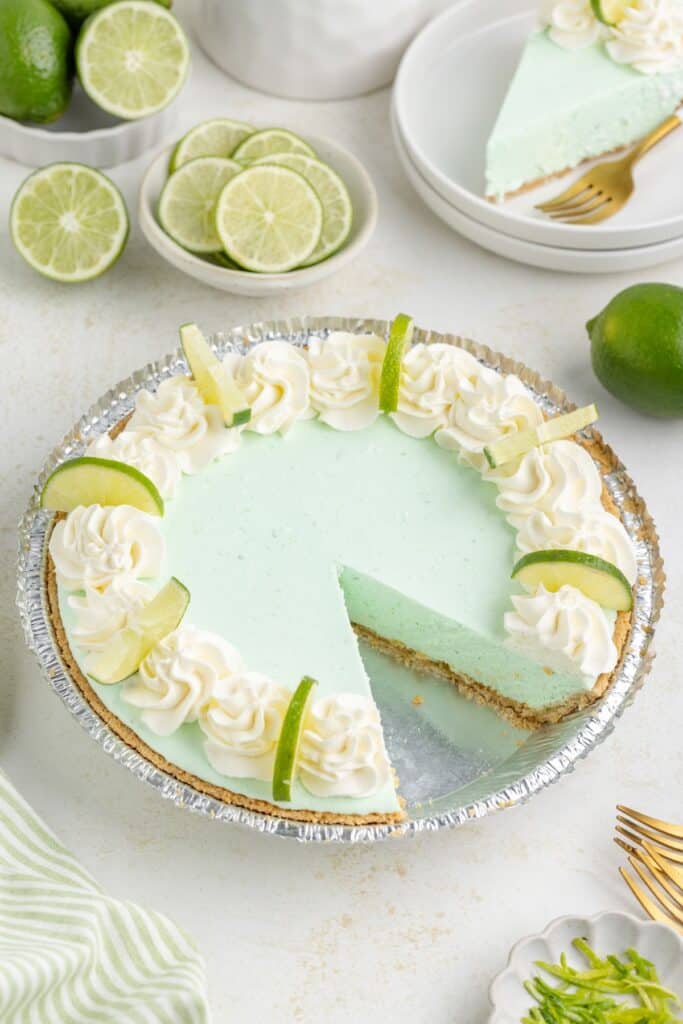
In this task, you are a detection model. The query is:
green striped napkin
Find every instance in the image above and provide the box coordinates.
[0,770,210,1023]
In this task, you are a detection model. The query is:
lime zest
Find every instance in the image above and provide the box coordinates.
[179,322,251,428]
[511,548,633,611]
[272,675,317,803]
[379,314,414,413]
[40,456,163,516]
[484,403,598,469]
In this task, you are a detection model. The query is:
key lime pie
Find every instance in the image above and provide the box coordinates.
[42,318,637,825]
[485,0,683,199]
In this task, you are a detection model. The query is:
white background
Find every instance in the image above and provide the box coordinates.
[2,4,682,1021]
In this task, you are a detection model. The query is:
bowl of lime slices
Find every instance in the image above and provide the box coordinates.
[0,0,189,168]
[138,122,378,296]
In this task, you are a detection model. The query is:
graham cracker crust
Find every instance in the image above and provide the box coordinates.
[485,142,632,202]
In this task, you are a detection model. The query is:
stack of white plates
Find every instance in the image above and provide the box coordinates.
[392,0,683,274]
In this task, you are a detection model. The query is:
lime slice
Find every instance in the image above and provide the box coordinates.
[159,157,242,254]
[379,314,415,413]
[484,404,599,469]
[253,153,352,266]
[215,165,323,274]
[590,0,629,25]
[272,675,317,802]
[41,456,163,516]
[511,549,633,611]
[170,118,254,172]
[88,577,190,684]
[10,163,128,283]
[179,322,251,427]
[231,128,316,165]
[76,0,190,120]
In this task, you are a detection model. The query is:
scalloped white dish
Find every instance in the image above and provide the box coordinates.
[488,911,683,1023]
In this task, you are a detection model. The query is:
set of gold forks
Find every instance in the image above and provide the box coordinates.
[615,805,683,935]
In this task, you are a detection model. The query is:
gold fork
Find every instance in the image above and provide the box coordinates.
[535,114,681,225]
[614,805,683,935]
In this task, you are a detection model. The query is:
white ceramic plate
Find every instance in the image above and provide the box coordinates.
[393,112,683,273]
[0,82,183,169]
[488,911,683,1023]
[138,135,378,297]
[393,0,683,250]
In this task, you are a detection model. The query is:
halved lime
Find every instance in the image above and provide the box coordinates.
[590,0,629,25]
[159,157,242,254]
[10,163,128,283]
[232,128,316,165]
[253,153,352,266]
[76,0,190,120]
[272,675,317,802]
[40,456,163,516]
[88,577,190,684]
[179,322,251,427]
[484,404,599,469]
[170,118,254,172]
[511,549,633,611]
[379,314,414,413]
[215,165,323,273]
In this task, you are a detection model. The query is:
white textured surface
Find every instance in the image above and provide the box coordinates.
[1,3,682,1021]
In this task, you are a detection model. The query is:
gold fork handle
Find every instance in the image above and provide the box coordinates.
[628,114,682,165]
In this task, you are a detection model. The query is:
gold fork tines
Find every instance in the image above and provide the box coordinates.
[615,805,683,935]
[535,114,681,225]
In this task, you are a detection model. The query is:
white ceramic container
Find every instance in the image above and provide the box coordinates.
[195,0,447,100]
[488,911,683,1023]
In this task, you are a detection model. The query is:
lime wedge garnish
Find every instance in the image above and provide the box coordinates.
[253,153,352,266]
[159,157,242,254]
[231,128,316,165]
[379,314,414,413]
[41,456,163,516]
[215,165,323,273]
[511,549,633,611]
[179,322,251,427]
[272,675,317,802]
[10,163,128,283]
[484,404,598,469]
[88,577,190,684]
[170,118,254,172]
[76,0,190,119]
[590,0,629,25]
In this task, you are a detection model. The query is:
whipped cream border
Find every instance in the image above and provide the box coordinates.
[51,332,636,797]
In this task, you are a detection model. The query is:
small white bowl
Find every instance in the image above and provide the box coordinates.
[138,135,378,297]
[488,911,683,1024]
[0,82,183,169]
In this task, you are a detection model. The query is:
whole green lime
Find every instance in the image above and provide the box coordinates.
[587,283,683,418]
[0,0,72,123]
[51,0,170,25]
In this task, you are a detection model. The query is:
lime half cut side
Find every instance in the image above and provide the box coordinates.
[215,164,323,273]
[11,163,128,283]
[88,577,190,684]
[484,404,599,469]
[40,456,163,516]
[76,0,190,119]
[232,128,316,165]
[380,314,414,413]
[180,322,251,427]
[159,157,242,253]
[511,549,633,611]
[272,675,317,802]
[170,118,254,172]
[253,153,352,265]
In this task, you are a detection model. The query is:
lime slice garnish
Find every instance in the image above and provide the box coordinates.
[483,404,598,469]
[159,157,242,254]
[379,314,414,413]
[511,549,633,611]
[170,118,254,172]
[179,322,251,427]
[590,0,629,25]
[41,456,163,516]
[88,577,190,684]
[10,163,128,283]
[76,0,190,120]
[215,164,323,273]
[231,128,316,165]
[253,153,352,266]
[272,675,317,802]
